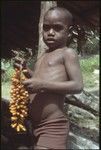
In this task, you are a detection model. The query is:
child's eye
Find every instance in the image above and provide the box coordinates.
[43,24,64,32]
[53,25,63,31]
[43,25,50,31]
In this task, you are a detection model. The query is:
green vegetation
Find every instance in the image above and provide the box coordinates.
[82,29,99,55]
[1,82,11,99]
[1,59,14,82]
[80,55,99,88]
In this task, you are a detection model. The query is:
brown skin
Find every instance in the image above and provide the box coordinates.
[14,10,83,126]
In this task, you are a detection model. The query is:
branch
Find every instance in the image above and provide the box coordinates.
[65,95,99,116]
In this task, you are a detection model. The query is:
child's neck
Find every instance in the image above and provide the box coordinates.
[47,46,67,52]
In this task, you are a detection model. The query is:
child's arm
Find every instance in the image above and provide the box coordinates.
[43,48,83,94]
[42,48,83,94]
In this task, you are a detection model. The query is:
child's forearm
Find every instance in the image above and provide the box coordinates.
[42,81,83,95]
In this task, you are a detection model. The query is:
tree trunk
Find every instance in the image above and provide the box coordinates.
[38,1,57,58]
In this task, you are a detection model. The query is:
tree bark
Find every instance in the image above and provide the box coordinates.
[65,95,99,116]
[38,1,57,58]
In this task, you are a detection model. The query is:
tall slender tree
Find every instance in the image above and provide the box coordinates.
[38,1,57,58]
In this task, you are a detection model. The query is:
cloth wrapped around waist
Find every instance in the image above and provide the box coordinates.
[33,116,69,138]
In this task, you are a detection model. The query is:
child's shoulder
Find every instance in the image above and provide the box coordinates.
[64,47,76,54]
[37,52,46,61]
[63,47,78,58]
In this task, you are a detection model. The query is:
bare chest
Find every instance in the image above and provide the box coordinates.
[33,52,68,81]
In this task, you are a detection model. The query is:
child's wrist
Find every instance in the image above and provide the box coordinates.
[39,81,47,93]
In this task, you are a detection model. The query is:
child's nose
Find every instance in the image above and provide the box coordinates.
[49,28,55,35]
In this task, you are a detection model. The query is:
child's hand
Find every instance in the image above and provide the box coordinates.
[13,57,32,78]
[13,57,27,71]
[12,49,33,78]
[22,78,44,94]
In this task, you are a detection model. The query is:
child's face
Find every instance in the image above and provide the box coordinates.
[43,10,69,50]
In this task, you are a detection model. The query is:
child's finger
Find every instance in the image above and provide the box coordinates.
[13,57,23,63]
[22,69,31,79]
[13,63,22,70]
[22,79,31,85]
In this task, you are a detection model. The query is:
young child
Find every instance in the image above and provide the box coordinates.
[14,7,83,149]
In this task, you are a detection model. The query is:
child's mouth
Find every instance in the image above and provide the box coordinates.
[47,38,55,43]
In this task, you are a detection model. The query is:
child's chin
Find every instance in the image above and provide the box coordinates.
[46,43,57,49]
[48,45,57,50]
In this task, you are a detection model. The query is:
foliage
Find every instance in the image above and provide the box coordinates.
[82,30,99,55]
[69,28,99,55]
[80,55,99,73]
[80,55,99,88]
[27,55,37,70]
[1,59,14,82]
